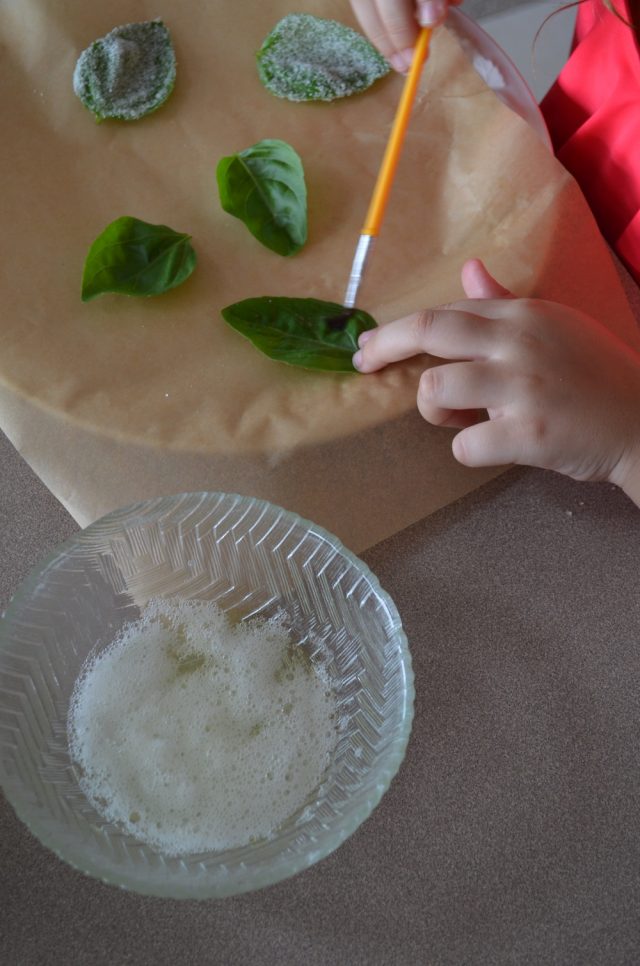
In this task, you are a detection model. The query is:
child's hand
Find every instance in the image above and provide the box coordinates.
[353,259,640,505]
[351,0,458,73]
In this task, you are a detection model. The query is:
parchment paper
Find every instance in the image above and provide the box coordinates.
[1,0,638,550]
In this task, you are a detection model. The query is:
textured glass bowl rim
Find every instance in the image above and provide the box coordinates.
[0,491,414,899]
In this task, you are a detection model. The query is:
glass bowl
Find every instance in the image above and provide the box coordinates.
[0,492,413,898]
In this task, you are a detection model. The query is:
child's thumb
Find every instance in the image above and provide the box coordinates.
[461,258,514,299]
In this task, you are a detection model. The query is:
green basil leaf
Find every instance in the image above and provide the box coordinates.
[81,216,197,301]
[221,296,377,372]
[216,139,307,257]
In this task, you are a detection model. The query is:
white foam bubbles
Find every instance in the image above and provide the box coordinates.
[68,598,337,856]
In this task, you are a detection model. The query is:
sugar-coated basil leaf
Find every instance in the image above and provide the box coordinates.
[216,139,307,257]
[81,216,197,301]
[221,296,377,372]
[257,13,390,102]
[73,21,176,122]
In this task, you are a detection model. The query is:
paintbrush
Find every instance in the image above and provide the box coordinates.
[344,26,433,309]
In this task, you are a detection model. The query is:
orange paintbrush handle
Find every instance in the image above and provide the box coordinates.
[362,26,432,237]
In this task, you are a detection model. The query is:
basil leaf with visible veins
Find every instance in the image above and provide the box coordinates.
[81,216,196,301]
[216,139,307,256]
[221,296,377,372]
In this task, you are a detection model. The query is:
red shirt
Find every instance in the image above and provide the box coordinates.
[540,0,640,282]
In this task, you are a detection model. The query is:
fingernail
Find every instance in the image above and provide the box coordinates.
[353,350,364,370]
[358,330,374,347]
[389,47,414,73]
[418,0,447,27]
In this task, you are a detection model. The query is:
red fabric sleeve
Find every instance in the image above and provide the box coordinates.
[540,0,640,282]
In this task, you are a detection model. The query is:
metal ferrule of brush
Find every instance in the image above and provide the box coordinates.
[344,234,375,309]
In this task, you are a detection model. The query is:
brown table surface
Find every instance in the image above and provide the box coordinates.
[3,270,640,964]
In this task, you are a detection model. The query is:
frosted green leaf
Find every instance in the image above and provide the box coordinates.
[256,13,391,102]
[73,20,176,121]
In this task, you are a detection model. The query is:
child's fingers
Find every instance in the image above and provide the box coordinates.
[418,361,506,417]
[452,417,531,468]
[461,259,515,300]
[377,0,420,47]
[354,308,500,372]
[418,0,449,27]
[417,405,485,429]
[350,0,418,68]
[416,360,501,429]
[353,259,520,373]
